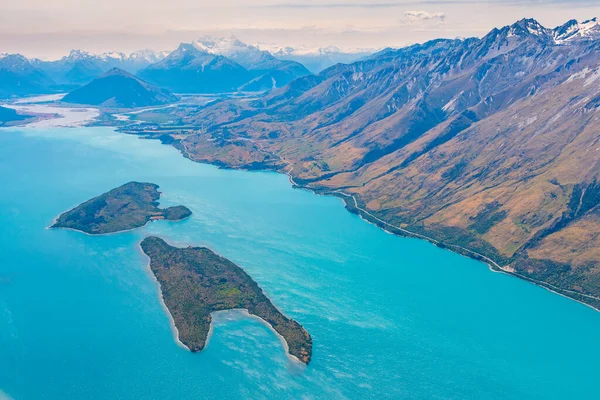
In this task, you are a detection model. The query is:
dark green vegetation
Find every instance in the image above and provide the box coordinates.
[132,18,600,309]
[51,182,191,234]
[62,68,178,108]
[140,236,312,364]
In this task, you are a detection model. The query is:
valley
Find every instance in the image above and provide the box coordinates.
[2,18,600,310]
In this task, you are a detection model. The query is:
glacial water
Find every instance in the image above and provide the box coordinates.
[1,124,600,399]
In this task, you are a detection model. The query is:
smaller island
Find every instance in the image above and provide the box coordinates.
[51,182,191,234]
[141,236,312,364]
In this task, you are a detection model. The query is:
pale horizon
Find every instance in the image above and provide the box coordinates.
[1,0,599,59]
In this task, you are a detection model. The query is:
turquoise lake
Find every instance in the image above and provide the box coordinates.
[1,124,600,399]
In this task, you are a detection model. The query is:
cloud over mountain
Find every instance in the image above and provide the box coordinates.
[404,11,446,22]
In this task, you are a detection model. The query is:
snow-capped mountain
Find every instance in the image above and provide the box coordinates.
[32,49,169,86]
[0,54,55,98]
[138,38,312,93]
[138,43,252,93]
[553,18,600,43]
[95,49,169,65]
[192,36,250,57]
[192,36,308,72]
[266,45,374,73]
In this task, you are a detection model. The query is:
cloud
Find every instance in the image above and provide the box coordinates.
[404,11,446,22]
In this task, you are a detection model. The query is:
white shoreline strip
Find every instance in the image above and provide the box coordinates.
[207,309,306,366]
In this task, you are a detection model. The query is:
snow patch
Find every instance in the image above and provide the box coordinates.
[554,17,600,43]
[566,67,591,83]
[442,91,463,113]
[584,68,600,87]
[518,115,538,128]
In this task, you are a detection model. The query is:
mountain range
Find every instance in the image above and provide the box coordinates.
[138,37,311,93]
[32,49,168,87]
[0,49,167,99]
[269,46,374,73]
[0,54,56,98]
[159,17,600,308]
[0,37,316,98]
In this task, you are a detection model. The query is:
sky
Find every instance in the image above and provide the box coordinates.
[1,0,600,59]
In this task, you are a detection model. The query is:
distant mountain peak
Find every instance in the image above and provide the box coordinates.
[553,17,600,43]
[175,42,208,55]
[59,49,167,67]
[66,49,93,61]
[0,53,34,69]
[193,35,253,56]
[506,18,551,39]
[62,67,177,108]
[101,67,132,77]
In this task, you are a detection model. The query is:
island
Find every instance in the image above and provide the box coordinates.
[51,182,191,234]
[140,236,312,364]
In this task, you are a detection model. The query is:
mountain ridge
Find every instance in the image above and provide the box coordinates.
[138,37,311,93]
[144,17,600,309]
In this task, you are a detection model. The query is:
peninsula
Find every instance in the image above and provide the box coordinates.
[51,182,191,234]
[140,236,312,364]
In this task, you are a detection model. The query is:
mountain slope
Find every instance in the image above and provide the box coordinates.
[152,18,600,308]
[137,43,252,93]
[62,68,178,108]
[0,54,56,98]
[271,46,374,73]
[194,36,311,91]
[138,38,311,93]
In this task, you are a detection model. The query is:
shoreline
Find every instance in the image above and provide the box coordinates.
[138,245,190,352]
[46,194,192,236]
[162,138,600,313]
[139,237,309,365]
[44,174,309,363]
[24,102,597,313]
[47,214,191,237]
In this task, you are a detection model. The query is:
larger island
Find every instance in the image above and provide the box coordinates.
[141,236,312,364]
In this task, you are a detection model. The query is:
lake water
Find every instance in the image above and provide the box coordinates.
[1,123,599,399]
